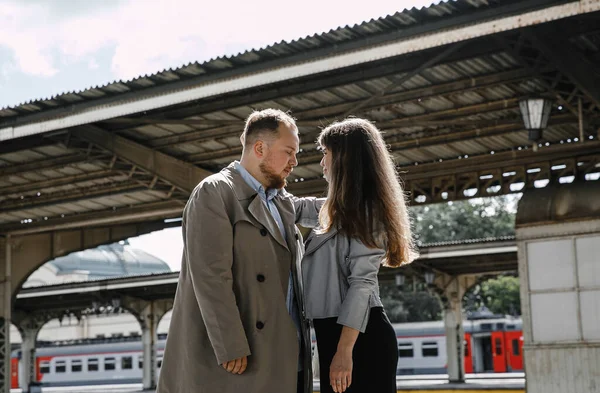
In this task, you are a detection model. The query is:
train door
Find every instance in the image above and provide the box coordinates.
[504,331,524,371]
[463,333,473,373]
[491,332,507,372]
[11,357,18,388]
[471,335,494,372]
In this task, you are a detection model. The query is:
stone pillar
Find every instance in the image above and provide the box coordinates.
[516,181,600,393]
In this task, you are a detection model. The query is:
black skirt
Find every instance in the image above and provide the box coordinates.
[313,307,398,393]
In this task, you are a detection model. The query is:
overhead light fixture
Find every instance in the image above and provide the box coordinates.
[519,97,553,141]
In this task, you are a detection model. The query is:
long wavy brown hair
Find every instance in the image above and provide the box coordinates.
[318,118,417,267]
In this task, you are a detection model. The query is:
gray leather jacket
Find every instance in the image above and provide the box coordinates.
[301,229,384,333]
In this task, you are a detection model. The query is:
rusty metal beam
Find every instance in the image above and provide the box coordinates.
[72,125,213,193]
[524,25,600,109]
[100,68,534,153]
[0,181,146,215]
[341,42,466,117]
[287,141,600,202]
[0,170,120,198]
[295,68,534,121]
[187,99,524,163]
[0,137,62,156]
[1,200,184,236]
[0,154,92,180]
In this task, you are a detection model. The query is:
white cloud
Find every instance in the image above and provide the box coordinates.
[0,0,440,80]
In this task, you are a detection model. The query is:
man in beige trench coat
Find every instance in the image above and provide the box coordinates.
[157,109,322,393]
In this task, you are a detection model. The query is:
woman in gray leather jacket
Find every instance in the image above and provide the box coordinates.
[302,118,417,393]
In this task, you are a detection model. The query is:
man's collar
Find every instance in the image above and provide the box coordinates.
[222,162,288,201]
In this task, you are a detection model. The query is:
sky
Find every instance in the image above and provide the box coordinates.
[1,0,442,272]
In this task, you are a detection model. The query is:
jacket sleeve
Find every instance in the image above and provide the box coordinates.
[337,238,384,333]
[184,181,250,364]
[292,196,326,228]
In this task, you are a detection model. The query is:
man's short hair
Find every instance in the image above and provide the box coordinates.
[242,109,297,147]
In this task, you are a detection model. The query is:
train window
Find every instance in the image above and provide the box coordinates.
[422,342,439,357]
[481,323,492,331]
[71,359,82,372]
[495,338,502,355]
[104,357,116,371]
[506,324,516,330]
[122,356,133,370]
[398,343,414,358]
[512,339,520,356]
[55,360,66,373]
[88,358,99,372]
[138,357,143,369]
[464,340,469,357]
[39,361,50,374]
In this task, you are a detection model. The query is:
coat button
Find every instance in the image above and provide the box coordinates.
[257,274,265,282]
[256,321,265,330]
[260,228,268,236]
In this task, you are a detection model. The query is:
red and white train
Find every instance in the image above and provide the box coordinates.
[10,317,523,388]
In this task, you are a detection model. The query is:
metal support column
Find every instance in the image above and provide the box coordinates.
[141,302,158,391]
[443,277,466,383]
[17,321,43,392]
[0,235,12,393]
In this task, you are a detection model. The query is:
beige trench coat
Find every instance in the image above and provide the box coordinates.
[157,163,320,393]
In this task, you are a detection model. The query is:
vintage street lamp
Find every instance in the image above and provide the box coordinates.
[395,273,405,289]
[424,271,436,286]
[519,97,553,141]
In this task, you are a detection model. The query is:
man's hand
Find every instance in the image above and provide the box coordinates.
[221,356,248,374]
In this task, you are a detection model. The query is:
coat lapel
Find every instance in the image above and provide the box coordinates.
[304,228,338,256]
[222,162,290,251]
[248,194,289,251]
[274,194,298,256]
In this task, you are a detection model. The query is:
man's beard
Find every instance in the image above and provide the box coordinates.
[259,159,287,190]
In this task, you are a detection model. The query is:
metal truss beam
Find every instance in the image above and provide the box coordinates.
[0,169,120,198]
[287,142,600,203]
[2,200,183,236]
[524,25,600,109]
[73,125,212,194]
[0,154,90,180]
[0,181,147,215]
[111,68,533,153]
[186,98,525,163]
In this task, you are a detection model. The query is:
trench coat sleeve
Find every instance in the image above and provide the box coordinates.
[292,196,326,228]
[337,239,385,333]
[185,182,250,364]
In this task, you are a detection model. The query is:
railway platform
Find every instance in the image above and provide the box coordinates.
[9,374,526,393]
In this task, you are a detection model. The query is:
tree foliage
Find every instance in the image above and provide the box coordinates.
[410,196,517,245]
[379,196,521,322]
[464,275,521,316]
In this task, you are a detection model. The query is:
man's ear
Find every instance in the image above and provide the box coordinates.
[240,134,245,146]
[254,140,264,158]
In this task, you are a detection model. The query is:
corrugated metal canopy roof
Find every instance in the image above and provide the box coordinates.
[0,0,599,235]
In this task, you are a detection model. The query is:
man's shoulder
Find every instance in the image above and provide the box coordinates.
[191,168,235,199]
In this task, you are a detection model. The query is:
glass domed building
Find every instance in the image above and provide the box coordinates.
[12,241,173,344]
[24,241,171,288]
